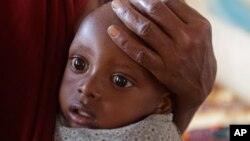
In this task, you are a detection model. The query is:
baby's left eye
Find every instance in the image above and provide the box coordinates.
[112,74,133,88]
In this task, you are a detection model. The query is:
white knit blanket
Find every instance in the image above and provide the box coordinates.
[54,113,182,141]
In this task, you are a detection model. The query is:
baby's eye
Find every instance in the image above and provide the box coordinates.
[71,57,88,72]
[112,74,133,88]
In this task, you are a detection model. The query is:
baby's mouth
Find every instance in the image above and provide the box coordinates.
[69,104,96,128]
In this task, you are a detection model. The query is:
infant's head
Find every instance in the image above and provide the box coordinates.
[59,2,171,129]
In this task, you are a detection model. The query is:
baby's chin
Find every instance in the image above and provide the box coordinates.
[68,121,97,129]
[67,113,98,128]
[58,113,95,128]
[68,119,128,129]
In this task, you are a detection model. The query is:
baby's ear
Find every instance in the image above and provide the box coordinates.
[154,93,172,114]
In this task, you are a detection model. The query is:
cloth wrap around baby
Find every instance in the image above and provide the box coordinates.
[54,113,182,141]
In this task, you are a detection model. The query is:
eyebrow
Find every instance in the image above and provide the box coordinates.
[114,63,134,70]
[112,61,145,76]
[70,44,93,56]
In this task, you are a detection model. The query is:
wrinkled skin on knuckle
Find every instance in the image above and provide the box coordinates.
[194,18,212,39]
[147,0,163,15]
[179,30,192,47]
[117,36,130,50]
[177,30,200,55]
[200,18,212,32]
[115,4,129,17]
[164,0,176,8]
[135,50,146,64]
[137,21,153,37]
[182,28,206,52]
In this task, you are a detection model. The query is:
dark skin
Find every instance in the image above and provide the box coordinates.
[85,0,217,133]
[59,3,171,129]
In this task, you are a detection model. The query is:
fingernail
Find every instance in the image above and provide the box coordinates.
[111,0,122,9]
[108,25,119,38]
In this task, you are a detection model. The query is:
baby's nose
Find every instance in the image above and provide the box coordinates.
[77,86,101,101]
[77,76,102,102]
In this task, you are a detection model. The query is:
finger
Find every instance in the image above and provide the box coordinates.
[162,0,206,23]
[130,0,185,38]
[107,25,164,76]
[111,0,175,55]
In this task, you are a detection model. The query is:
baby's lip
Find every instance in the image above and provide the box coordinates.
[68,103,96,128]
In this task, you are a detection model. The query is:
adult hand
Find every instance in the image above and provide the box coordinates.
[107,0,217,133]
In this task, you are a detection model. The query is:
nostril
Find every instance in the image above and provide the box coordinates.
[77,87,101,100]
[78,88,82,93]
[92,93,101,100]
[89,94,96,99]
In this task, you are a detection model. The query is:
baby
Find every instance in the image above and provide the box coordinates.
[55,2,182,141]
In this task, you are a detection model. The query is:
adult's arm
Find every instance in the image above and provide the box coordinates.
[107,0,217,133]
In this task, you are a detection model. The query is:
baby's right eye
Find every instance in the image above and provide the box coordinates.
[70,57,88,72]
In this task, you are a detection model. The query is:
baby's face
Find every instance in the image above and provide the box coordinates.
[59,4,169,129]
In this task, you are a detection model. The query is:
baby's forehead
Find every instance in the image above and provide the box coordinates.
[79,2,126,35]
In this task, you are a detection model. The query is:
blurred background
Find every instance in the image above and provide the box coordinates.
[183,0,250,141]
